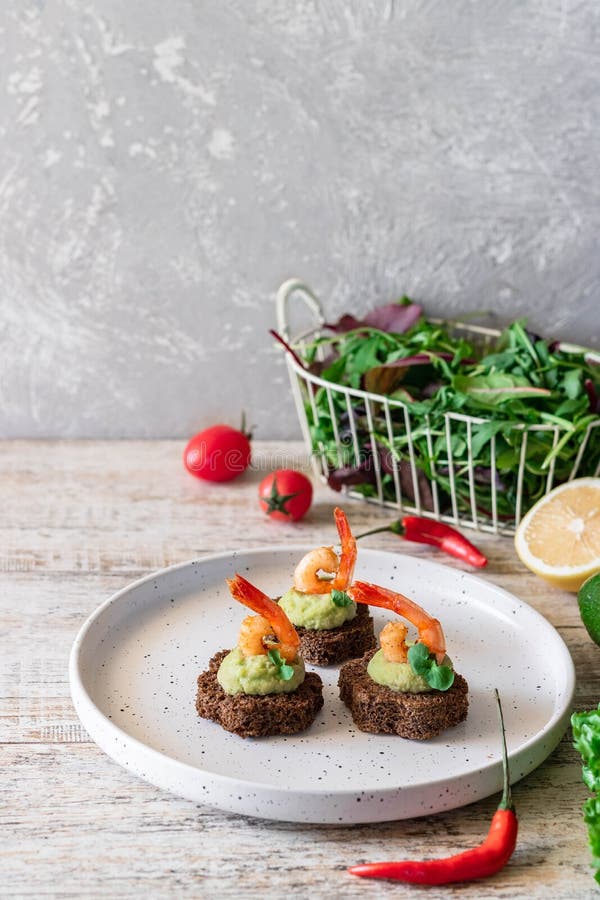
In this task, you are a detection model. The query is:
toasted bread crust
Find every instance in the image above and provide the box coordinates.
[294,603,377,666]
[196,650,324,738]
[338,649,469,739]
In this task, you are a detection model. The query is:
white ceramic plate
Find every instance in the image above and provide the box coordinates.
[70,548,575,824]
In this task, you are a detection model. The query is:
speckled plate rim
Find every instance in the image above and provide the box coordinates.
[69,547,576,824]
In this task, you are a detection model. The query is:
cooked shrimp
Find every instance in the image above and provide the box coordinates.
[293,507,357,594]
[294,546,339,594]
[349,581,447,664]
[379,621,409,663]
[331,506,357,590]
[238,614,273,658]
[227,573,300,662]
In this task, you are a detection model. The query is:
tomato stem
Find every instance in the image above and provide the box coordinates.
[261,478,301,516]
[240,411,254,440]
[355,523,404,539]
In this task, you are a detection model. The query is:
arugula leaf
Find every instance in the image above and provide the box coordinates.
[469,420,508,457]
[452,373,552,404]
[562,367,582,400]
[321,356,346,383]
[407,642,455,691]
[297,308,600,525]
[352,335,385,373]
[267,649,295,681]
[331,589,353,607]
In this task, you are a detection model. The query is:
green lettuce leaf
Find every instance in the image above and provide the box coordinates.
[572,704,600,883]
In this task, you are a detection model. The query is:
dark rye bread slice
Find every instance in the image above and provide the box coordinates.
[294,603,377,666]
[339,650,469,740]
[196,650,324,738]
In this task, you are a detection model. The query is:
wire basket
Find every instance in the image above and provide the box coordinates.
[276,279,600,536]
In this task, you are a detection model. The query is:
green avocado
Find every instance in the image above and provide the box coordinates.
[278,588,357,630]
[367,648,454,694]
[216,647,305,696]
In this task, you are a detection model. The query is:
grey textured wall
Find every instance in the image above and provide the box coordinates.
[1,1,599,439]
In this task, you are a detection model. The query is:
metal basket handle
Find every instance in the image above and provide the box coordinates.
[276,279,325,340]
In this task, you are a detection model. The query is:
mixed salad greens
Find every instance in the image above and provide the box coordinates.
[572,703,600,883]
[297,298,600,523]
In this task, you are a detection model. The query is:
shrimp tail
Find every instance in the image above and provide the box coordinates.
[349,580,447,664]
[227,574,300,662]
[226,574,273,617]
[331,507,357,591]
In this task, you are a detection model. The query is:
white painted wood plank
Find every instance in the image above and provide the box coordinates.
[0,440,597,897]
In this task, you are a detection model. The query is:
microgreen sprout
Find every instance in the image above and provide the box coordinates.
[331,589,353,608]
[267,648,295,681]
[408,642,455,691]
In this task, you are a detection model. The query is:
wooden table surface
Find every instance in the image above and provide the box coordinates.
[1,440,598,899]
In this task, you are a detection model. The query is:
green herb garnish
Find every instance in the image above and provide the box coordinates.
[297,308,600,522]
[331,589,353,607]
[572,703,600,883]
[408,642,454,691]
[267,648,295,681]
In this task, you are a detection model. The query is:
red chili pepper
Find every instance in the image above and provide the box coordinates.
[356,516,488,568]
[348,689,518,885]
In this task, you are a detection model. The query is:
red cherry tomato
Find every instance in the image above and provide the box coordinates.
[184,424,251,482]
[258,470,313,521]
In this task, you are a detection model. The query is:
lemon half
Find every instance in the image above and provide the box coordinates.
[514,477,600,592]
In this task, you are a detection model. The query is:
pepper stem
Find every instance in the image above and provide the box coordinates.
[495,688,513,811]
[355,520,405,539]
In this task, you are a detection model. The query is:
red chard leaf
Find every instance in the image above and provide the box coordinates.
[363,303,423,333]
[325,301,423,335]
